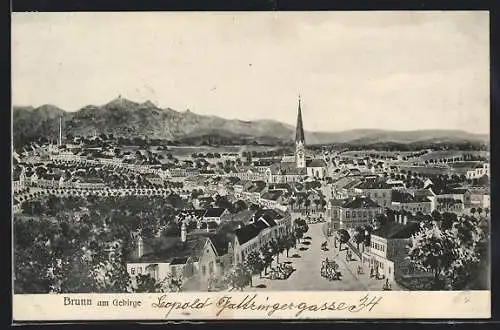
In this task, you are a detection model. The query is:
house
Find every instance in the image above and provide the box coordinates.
[202,208,230,225]
[266,162,307,183]
[260,190,287,210]
[391,191,433,215]
[330,196,384,230]
[355,179,393,208]
[305,159,327,179]
[466,163,490,179]
[175,209,206,227]
[232,209,291,266]
[126,225,224,291]
[361,216,421,282]
[469,188,490,209]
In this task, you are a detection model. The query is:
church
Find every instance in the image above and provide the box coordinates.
[265,97,327,183]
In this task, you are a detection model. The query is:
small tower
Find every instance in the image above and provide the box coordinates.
[137,235,144,259]
[295,95,306,169]
[181,222,187,243]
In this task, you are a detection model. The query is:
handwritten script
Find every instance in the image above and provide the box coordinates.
[151,293,383,318]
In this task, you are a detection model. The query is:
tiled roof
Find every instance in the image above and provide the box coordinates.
[204,208,227,218]
[392,191,430,203]
[261,190,284,201]
[342,196,380,209]
[270,162,307,175]
[235,224,261,245]
[306,159,326,167]
[372,221,420,239]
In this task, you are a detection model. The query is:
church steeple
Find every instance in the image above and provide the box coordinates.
[295,95,306,169]
[295,95,305,144]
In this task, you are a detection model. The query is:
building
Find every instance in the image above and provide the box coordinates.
[259,189,288,211]
[355,180,393,208]
[202,208,230,225]
[330,196,384,230]
[466,163,490,179]
[126,225,226,291]
[232,209,291,266]
[361,216,421,282]
[266,96,327,183]
[391,191,433,215]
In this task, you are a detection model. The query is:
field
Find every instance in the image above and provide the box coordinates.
[399,165,450,175]
[418,150,489,161]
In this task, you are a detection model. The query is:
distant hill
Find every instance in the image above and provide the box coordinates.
[12,97,489,147]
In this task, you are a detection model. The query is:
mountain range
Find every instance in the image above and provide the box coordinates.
[13,97,489,146]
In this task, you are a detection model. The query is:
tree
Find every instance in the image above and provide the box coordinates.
[260,244,274,275]
[407,215,483,290]
[244,251,265,283]
[470,207,476,216]
[269,239,280,264]
[477,207,483,217]
[337,229,351,250]
[284,233,295,257]
[353,226,366,251]
[226,263,252,291]
[133,274,162,293]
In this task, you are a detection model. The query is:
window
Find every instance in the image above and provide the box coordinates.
[202,266,206,276]
[209,261,214,275]
[363,211,367,217]
[131,268,135,275]
[346,211,350,218]
[352,212,356,218]
[138,267,142,274]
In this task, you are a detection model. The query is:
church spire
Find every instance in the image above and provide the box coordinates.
[295,95,305,144]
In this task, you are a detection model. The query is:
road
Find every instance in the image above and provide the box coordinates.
[247,222,385,291]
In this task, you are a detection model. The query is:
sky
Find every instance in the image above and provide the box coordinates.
[12,11,489,134]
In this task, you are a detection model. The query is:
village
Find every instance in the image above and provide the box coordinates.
[12,97,490,293]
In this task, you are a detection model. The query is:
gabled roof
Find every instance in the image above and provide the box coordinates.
[204,208,227,218]
[235,224,261,245]
[253,208,283,221]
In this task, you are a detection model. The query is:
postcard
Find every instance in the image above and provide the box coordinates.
[11,11,490,321]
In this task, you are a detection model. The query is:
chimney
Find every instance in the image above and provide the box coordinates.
[181,222,187,243]
[403,215,408,225]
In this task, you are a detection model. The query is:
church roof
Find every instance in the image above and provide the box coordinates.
[295,98,305,144]
[306,159,326,167]
[270,162,307,175]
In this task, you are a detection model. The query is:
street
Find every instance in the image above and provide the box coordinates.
[246,222,393,291]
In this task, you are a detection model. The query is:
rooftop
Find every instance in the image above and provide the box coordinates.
[342,196,380,209]
[372,221,420,239]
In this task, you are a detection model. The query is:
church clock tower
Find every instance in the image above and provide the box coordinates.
[295,96,306,169]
